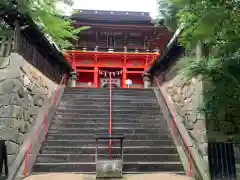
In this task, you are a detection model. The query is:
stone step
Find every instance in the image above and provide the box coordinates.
[55,114,163,119]
[62,97,158,101]
[31,171,186,175]
[63,93,156,97]
[41,146,178,154]
[63,92,155,97]
[42,140,174,147]
[47,128,167,134]
[46,134,172,141]
[65,88,153,92]
[61,100,158,105]
[50,122,163,129]
[57,104,159,109]
[65,88,108,91]
[33,161,184,173]
[59,101,158,106]
[62,95,155,100]
[33,88,185,175]
[63,92,156,96]
[51,118,164,124]
[36,154,181,163]
[55,109,161,115]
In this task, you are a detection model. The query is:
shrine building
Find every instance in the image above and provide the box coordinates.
[64,9,171,88]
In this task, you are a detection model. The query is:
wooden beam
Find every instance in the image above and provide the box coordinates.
[76,69,94,72]
[126,71,144,74]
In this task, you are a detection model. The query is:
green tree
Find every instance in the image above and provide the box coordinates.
[0,0,89,50]
[163,0,240,135]
[157,0,178,32]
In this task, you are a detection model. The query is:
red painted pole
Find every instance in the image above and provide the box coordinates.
[94,67,99,88]
[24,144,31,176]
[122,68,127,88]
[108,73,112,159]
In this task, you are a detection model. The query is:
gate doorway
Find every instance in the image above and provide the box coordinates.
[100,78,121,88]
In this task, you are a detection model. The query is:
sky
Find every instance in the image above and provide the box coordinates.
[57,0,158,17]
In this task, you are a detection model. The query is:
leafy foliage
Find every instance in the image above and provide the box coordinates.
[177,55,240,113]
[157,0,178,32]
[0,0,89,50]
[158,0,240,132]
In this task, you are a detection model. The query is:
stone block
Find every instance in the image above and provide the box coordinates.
[196,111,205,120]
[202,155,209,171]
[185,119,194,130]
[0,94,21,106]
[19,121,30,133]
[189,129,207,144]
[9,53,25,68]
[33,95,44,107]
[8,154,17,165]
[174,77,186,88]
[5,141,19,155]
[170,86,178,96]
[196,130,208,144]
[198,143,208,156]
[185,112,197,125]
[21,91,30,109]
[0,118,22,130]
[0,93,29,109]
[0,105,24,119]
[23,110,31,121]
[0,128,23,143]
[194,119,206,130]
[28,116,36,124]
[184,98,192,105]
[31,85,44,96]
[0,57,10,69]
[28,106,39,116]
[172,94,181,103]
[0,79,24,97]
[182,85,195,99]
[0,70,21,82]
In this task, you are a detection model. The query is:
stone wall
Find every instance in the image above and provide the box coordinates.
[157,67,209,171]
[0,53,56,165]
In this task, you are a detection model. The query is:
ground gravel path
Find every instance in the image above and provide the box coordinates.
[25,173,193,180]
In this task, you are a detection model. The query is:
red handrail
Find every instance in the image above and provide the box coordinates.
[24,73,67,176]
[108,73,112,158]
[154,76,193,176]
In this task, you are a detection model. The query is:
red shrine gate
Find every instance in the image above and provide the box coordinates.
[64,50,159,88]
[64,10,172,88]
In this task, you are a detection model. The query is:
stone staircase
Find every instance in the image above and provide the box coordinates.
[32,88,185,174]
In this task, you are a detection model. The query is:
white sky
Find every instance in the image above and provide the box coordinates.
[58,0,158,17]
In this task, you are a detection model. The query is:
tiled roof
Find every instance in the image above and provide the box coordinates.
[71,9,152,24]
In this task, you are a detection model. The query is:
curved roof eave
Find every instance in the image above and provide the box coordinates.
[147,27,184,75]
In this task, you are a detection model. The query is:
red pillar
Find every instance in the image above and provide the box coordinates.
[72,54,76,70]
[94,67,99,88]
[72,54,78,84]
[122,68,127,88]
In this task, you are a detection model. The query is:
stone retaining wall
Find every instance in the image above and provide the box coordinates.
[156,68,209,172]
[0,53,56,165]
